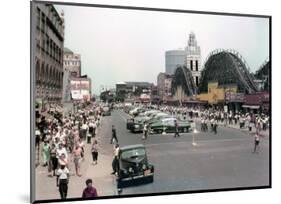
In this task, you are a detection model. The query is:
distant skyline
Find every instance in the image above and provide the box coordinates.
[55,4,269,95]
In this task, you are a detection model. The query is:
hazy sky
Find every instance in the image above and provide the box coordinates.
[55,5,269,95]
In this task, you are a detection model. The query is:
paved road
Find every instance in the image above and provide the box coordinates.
[111,110,269,195]
[35,109,270,200]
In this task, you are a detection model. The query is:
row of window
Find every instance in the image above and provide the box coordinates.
[64,61,80,66]
[190,60,199,71]
[36,30,63,65]
[36,6,63,37]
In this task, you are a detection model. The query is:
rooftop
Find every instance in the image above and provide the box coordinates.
[64,47,73,54]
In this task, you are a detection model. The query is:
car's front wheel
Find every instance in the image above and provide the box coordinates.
[148,175,154,183]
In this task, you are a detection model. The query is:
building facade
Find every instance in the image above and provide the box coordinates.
[165,50,186,75]
[115,81,152,101]
[62,47,81,102]
[157,73,172,100]
[185,32,201,87]
[34,3,64,104]
[63,47,81,77]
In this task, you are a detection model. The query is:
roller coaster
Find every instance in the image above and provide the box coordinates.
[198,49,258,94]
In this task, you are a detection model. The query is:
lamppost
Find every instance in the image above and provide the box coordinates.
[192,129,198,146]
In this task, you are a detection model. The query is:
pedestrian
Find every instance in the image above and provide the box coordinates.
[78,138,85,160]
[81,122,88,140]
[253,133,260,153]
[91,140,98,165]
[42,140,50,167]
[72,145,82,176]
[87,132,92,144]
[174,120,180,138]
[239,116,244,129]
[248,121,253,132]
[82,179,98,198]
[58,153,68,168]
[35,129,41,152]
[143,122,148,140]
[110,125,119,144]
[111,144,120,175]
[213,119,218,134]
[50,143,58,177]
[200,118,204,132]
[56,143,68,161]
[57,165,69,200]
[88,120,95,138]
[210,118,214,132]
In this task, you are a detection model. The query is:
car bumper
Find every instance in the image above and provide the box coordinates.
[117,173,154,188]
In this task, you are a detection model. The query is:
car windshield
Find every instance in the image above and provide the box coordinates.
[121,148,146,159]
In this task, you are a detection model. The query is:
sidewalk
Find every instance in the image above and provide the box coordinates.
[35,115,118,200]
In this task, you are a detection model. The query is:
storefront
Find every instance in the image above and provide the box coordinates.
[243,92,269,114]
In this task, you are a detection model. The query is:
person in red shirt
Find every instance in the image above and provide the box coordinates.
[82,179,98,198]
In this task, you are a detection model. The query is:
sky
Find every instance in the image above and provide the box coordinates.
[54,4,269,95]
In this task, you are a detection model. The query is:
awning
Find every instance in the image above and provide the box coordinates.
[242,105,260,109]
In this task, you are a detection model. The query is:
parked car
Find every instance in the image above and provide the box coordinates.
[126,118,144,133]
[102,106,111,116]
[116,144,154,188]
[124,104,134,114]
[146,112,170,124]
[126,110,162,133]
[149,118,191,134]
[129,107,146,117]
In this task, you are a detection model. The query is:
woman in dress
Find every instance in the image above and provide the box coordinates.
[91,140,98,165]
[42,140,50,167]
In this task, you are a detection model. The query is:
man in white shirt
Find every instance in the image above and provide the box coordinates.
[81,123,88,140]
[57,165,69,199]
[56,143,68,160]
[111,144,120,175]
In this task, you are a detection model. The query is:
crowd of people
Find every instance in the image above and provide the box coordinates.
[144,104,269,132]
[36,102,102,199]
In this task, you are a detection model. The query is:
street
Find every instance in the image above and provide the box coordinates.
[36,109,269,200]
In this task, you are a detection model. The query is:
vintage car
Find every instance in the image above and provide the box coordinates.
[146,112,171,124]
[102,106,111,116]
[126,110,161,133]
[126,118,143,133]
[117,144,154,188]
[123,104,134,114]
[129,107,146,117]
[149,118,192,134]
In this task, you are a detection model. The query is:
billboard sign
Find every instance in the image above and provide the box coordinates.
[70,79,91,101]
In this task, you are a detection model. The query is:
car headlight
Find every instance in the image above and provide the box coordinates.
[128,167,133,173]
[122,169,128,174]
[142,164,146,170]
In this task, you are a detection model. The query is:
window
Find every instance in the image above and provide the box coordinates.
[41,13,45,33]
[196,60,198,71]
[45,35,48,53]
[196,76,199,86]
[190,60,193,71]
[36,8,40,28]
[50,41,53,57]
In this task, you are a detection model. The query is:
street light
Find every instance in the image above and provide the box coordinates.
[192,129,198,146]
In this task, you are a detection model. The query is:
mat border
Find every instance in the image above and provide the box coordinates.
[30,1,272,203]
